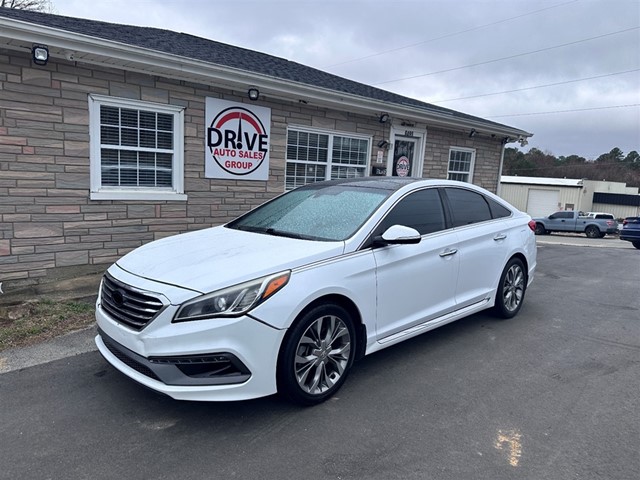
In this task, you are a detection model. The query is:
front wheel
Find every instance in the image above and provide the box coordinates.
[277,304,356,406]
[493,257,527,319]
[585,225,600,238]
[632,241,640,250]
[534,223,547,235]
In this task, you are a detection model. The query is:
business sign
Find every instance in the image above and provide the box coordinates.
[205,98,271,180]
[394,155,410,177]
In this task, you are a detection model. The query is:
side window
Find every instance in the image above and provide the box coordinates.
[445,188,492,227]
[557,212,573,219]
[376,188,446,236]
[487,197,512,219]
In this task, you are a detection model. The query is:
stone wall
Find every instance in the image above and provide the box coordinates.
[0,48,503,290]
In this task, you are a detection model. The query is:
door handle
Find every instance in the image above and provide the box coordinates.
[439,248,458,257]
[493,234,507,241]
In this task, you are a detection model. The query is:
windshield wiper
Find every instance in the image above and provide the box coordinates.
[264,228,311,240]
[228,224,313,240]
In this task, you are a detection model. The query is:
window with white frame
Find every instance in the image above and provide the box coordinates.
[285,128,371,190]
[89,95,185,200]
[447,147,475,183]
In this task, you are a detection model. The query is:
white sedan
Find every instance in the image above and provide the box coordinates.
[95,178,537,405]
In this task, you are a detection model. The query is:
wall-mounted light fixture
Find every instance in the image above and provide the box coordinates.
[518,136,528,147]
[377,140,389,148]
[378,113,389,124]
[247,87,260,101]
[32,44,49,66]
[468,129,477,138]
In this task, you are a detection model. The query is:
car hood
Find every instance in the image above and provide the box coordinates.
[116,226,345,294]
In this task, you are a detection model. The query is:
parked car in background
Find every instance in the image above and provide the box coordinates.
[95,178,537,405]
[533,211,618,238]
[620,216,640,249]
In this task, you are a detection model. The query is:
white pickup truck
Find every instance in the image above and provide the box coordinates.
[532,211,618,238]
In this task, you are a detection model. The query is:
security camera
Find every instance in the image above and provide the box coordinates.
[65,51,75,61]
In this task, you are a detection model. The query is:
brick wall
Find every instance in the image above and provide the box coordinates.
[0,48,503,290]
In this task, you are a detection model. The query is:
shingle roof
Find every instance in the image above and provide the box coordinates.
[0,7,527,134]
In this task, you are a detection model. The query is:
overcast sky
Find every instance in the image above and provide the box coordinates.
[50,0,640,160]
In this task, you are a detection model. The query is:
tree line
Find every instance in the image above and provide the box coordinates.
[503,147,640,188]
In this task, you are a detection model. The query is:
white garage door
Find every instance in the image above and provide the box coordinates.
[527,189,559,217]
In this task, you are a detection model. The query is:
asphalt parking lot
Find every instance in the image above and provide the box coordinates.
[0,241,638,480]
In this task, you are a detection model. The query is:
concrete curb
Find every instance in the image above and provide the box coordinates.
[0,325,97,374]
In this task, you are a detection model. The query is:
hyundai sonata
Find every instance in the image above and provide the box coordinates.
[95,178,536,405]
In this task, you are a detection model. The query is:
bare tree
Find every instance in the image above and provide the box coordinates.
[0,0,51,11]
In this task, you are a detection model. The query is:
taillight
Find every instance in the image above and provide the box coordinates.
[528,220,536,232]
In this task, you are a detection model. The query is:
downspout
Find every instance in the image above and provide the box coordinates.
[496,141,507,197]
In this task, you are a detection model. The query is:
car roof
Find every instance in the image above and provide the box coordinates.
[299,177,482,192]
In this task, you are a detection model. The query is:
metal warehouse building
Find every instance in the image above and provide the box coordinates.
[500,175,640,218]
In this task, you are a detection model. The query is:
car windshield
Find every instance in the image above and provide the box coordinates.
[226,183,392,241]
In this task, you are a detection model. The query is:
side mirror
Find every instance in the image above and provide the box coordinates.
[373,225,421,246]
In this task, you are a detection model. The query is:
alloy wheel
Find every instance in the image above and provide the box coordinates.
[294,314,351,395]
[503,263,525,313]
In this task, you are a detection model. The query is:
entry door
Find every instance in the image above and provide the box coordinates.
[392,137,420,177]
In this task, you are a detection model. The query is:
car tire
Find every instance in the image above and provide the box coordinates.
[277,303,356,406]
[585,226,600,238]
[493,257,527,319]
[534,223,546,235]
[632,241,640,250]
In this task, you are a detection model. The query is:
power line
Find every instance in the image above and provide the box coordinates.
[373,26,640,85]
[323,0,580,69]
[430,69,640,103]
[489,103,640,118]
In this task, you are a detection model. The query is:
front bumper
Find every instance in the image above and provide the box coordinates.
[97,328,251,386]
[620,231,640,242]
[96,299,286,401]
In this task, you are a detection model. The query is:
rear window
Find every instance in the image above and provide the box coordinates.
[595,214,614,219]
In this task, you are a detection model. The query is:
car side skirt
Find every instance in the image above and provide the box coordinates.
[367,297,492,355]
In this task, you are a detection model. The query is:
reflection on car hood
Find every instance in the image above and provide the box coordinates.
[116,226,345,294]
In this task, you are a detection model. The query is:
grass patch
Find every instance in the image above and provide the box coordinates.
[0,299,95,352]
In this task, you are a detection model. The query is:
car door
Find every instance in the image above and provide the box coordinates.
[551,211,574,232]
[443,187,510,308]
[371,188,460,340]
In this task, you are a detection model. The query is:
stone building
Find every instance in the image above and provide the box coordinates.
[0,8,531,289]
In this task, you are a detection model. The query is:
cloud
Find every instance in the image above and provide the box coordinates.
[50,0,640,159]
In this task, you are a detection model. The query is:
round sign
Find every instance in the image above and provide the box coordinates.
[395,156,410,177]
[207,106,268,176]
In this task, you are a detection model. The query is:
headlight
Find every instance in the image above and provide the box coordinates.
[173,271,290,322]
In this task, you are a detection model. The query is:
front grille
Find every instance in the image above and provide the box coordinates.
[100,273,165,331]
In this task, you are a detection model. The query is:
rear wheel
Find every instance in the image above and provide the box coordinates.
[585,226,599,238]
[493,257,527,319]
[277,304,356,406]
[534,223,546,235]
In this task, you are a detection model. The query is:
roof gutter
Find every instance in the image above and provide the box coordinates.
[0,16,531,140]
